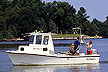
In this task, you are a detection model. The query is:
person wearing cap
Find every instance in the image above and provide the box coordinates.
[84,40,93,55]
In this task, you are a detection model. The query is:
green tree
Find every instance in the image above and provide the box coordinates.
[39,18,47,32]
[0,1,11,39]
[0,0,106,40]
[43,1,77,34]
[89,23,98,36]
[100,16,108,37]
[0,11,6,39]
[91,18,102,36]
[4,0,44,38]
[49,19,56,33]
[77,7,90,35]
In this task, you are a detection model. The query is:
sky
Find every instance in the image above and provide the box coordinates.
[42,0,108,22]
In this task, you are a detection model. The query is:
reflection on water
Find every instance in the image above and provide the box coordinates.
[10,64,100,72]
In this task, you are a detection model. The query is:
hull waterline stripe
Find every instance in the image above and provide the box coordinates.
[14,63,100,66]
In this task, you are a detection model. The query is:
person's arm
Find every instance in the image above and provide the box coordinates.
[70,44,74,48]
[84,42,88,45]
[86,44,92,49]
[74,45,79,51]
[83,40,88,45]
[86,46,91,49]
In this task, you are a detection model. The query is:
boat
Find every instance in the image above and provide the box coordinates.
[6,31,100,66]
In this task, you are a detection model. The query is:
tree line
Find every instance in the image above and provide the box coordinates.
[0,0,108,39]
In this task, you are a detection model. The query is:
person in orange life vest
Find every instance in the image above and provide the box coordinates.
[84,40,93,55]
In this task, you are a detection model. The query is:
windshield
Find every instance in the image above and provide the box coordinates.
[36,35,42,44]
[29,35,34,44]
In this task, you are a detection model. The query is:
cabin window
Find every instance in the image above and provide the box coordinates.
[20,48,24,51]
[43,48,48,51]
[29,35,34,44]
[36,35,42,44]
[43,36,49,45]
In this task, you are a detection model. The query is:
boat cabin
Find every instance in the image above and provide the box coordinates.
[18,32,55,55]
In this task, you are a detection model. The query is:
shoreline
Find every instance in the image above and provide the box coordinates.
[52,36,102,40]
[0,36,103,41]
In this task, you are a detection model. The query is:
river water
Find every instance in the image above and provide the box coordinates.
[0,38,108,72]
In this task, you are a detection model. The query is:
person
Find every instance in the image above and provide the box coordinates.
[43,36,48,45]
[70,37,80,55]
[74,37,80,54]
[83,40,93,55]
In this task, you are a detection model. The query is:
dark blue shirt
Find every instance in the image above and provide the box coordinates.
[74,40,80,50]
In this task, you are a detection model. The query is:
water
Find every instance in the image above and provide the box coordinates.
[0,38,108,72]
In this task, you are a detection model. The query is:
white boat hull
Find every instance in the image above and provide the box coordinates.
[7,52,100,65]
